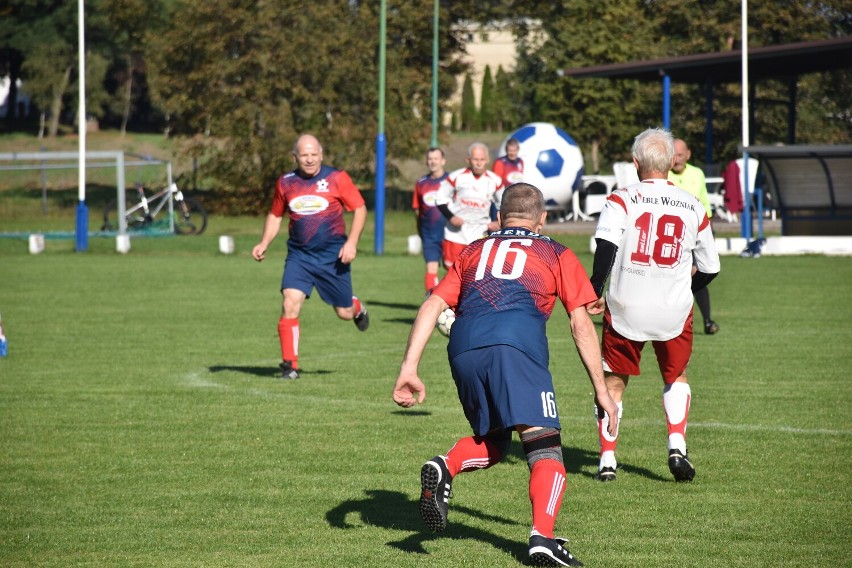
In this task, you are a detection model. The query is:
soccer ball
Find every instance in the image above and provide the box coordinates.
[497,122,585,210]
[436,308,456,337]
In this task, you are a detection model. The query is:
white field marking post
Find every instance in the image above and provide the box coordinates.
[219,236,235,255]
[28,234,45,254]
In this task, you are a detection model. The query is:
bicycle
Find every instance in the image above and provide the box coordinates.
[102,180,208,235]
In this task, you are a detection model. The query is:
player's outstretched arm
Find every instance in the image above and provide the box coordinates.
[569,305,619,436]
[392,294,447,407]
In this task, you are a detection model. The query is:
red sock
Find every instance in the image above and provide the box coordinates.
[445,435,503,477]
[352,296,363,315]
[424,273,439,293]
[529,459,566,539]
[278,317,299,367]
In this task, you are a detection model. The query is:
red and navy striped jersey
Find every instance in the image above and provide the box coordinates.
[270,165,365,264]
[412,172,448,239]
[492,156,524,188]
[433,227,597,367]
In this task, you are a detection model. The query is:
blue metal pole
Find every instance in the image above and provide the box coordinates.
[375,134,386,255]
[75,201,89,251]
[374,0,387,255]
[662,73,671,129]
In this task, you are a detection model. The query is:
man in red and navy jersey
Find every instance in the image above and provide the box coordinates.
[393,183,618,567]
[412,147,449,293]
[587,128,720,483]
[252,134,369,380]
[492,137,524,188]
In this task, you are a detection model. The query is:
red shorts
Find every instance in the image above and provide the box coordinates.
[442,240,467,268]
[601,307,694,383]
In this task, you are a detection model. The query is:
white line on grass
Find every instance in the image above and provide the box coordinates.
[690,421,851,436]
[562,416,851,436]
[183,372,851,436]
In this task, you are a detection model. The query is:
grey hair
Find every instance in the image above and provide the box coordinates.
[632,128,674,174]
[468,142,490,159]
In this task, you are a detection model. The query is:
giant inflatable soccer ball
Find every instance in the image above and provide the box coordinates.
[497,122,584,210]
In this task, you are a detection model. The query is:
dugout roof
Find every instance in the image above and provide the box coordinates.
[559,36,852,84]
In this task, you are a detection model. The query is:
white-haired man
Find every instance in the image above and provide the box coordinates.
[587,128,720,483]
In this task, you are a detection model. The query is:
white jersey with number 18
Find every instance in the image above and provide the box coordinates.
[594,178,721,342]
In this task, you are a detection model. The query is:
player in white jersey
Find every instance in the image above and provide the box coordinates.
[435,142,504,268]
[587,128,720,483]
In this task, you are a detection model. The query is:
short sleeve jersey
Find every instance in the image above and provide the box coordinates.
[435,168,504,245]
[594,178,721,341]
[412,172,448,241]
[492,156,524,188]
[270,164,365,264]
[433,227,597,368]
[668,163,712,217]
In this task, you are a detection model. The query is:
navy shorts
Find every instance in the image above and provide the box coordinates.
[422,233,443,263]
[281,257,353,308]
[450,345,561,436]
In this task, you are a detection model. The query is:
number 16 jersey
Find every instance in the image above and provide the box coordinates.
[432,228,597,368]
[595,178,721,341]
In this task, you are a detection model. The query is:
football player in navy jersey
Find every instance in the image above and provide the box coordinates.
[412,147,449,293]
[392,183,618,567]
[252,134,369,380]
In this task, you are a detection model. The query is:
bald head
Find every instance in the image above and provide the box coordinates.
[671,138,691,174]
[292,134,323,177]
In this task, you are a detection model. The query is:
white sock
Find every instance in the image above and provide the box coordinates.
[663,382,691,453]
[596,401,623,469]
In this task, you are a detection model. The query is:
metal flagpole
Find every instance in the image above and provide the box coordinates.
[741,0,752,240]
[431,0,439,148]
[75,0,88,251]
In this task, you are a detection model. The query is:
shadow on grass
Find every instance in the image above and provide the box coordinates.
[208,365,333,379]
[326,489,527,561]
[364,299,421,311]
[384,317,416,326]
[563,444,670,482]
[391,409,432,417]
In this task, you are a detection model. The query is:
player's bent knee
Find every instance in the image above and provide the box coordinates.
[483,429,512,459]
[520,427,563,468]
[333,307,355,320]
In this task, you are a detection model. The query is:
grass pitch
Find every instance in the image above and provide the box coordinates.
[1,212,850,567]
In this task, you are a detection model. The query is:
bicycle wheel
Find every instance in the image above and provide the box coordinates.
[172,196,208,235]
[101,198,150,232]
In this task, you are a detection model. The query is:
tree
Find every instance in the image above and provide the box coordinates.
[20,40,71,137]
[2,0,113,135]
[492,65,514,132]
[460,73,477,131]
[144,1,486,212]
[479,64,495,132]
[510,0,660,171]
[101,0,163,135]
[506,0,851,170]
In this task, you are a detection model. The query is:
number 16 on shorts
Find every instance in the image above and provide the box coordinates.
[541,392,558,418]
